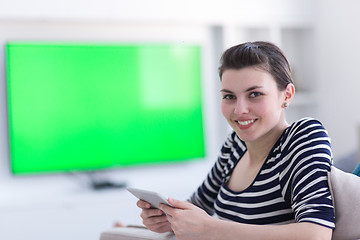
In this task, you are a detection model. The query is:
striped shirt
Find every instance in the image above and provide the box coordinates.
[190,118,335,228]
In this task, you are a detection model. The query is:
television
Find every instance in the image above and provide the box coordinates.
[6,42,206,176]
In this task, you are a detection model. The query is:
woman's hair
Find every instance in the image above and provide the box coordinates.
[218,41,294,91]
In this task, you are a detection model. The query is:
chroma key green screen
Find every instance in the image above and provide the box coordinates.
[6,42,205,175]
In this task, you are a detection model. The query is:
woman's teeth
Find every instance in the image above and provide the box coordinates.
[236,119,255,126]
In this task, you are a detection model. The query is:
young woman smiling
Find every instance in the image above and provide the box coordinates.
[137,41,335,240]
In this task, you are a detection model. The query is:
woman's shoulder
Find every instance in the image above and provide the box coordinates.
[281,117,332,161]
[290,117,325,129]
[286,117,328,139]
[277,117,331,159]
[277,117,333,183]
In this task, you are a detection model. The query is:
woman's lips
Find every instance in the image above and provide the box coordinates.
[235,119,256,130]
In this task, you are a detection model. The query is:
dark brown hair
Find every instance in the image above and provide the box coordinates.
[218,41,293,90]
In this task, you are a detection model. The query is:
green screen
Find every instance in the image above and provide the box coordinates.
[6,42,205,175]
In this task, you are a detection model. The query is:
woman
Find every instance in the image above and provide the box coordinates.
[137,41,335,240]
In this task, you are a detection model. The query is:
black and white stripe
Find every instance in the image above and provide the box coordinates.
[190,118,335,228]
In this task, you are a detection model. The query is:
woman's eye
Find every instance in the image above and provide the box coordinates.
[222,94,235,100]
[249,92,263,98]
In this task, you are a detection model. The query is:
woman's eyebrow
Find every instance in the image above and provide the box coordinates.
[220,89,232,93]
[245,85,263,92]
[220,86,263,93]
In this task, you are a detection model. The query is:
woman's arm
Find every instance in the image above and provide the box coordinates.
[160,198,332,240]
[209,218,332,240]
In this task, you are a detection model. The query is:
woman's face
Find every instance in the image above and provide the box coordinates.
[221,67,289,143]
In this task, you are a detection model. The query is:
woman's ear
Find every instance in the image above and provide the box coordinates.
[283,83,295,108]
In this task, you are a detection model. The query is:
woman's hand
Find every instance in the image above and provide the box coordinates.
[136,199,172,233]
[159,198,214,240]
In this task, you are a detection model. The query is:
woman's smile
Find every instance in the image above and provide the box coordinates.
[235,119,257,129]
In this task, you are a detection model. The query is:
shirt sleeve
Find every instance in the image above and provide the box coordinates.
[280,118,335,229]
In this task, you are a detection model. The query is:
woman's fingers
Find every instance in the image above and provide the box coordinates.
[113,221,124,227]
[146,221,172,233]
[140,208,164,219]
[137,199,151,209]
[141,212,172,233]
[136,199,173,233]
[168,198,193,209]
[142,213,168,225]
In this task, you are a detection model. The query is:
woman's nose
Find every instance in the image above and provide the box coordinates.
[234,100,249,114]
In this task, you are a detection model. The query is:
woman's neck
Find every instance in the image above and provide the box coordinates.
[245,121,289,164]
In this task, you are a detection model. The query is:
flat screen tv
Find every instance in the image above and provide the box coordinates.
[6,42,205,176]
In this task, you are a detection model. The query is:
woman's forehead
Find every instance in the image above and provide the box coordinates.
[221,68,277,90]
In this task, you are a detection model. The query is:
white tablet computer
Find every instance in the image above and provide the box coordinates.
[127,187,173,209]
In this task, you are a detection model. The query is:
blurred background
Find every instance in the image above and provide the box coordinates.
[1,0,359,239]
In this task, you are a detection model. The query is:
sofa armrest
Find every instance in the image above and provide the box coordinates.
[328,166,360,240]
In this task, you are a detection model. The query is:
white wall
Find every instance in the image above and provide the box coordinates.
[0,0,313,23]
[314,0,360,160]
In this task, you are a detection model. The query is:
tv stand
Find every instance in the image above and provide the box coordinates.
[87,171,127,190]
[90,180,127,190]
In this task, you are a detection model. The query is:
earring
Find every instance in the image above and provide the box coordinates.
[283,102,289,108]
